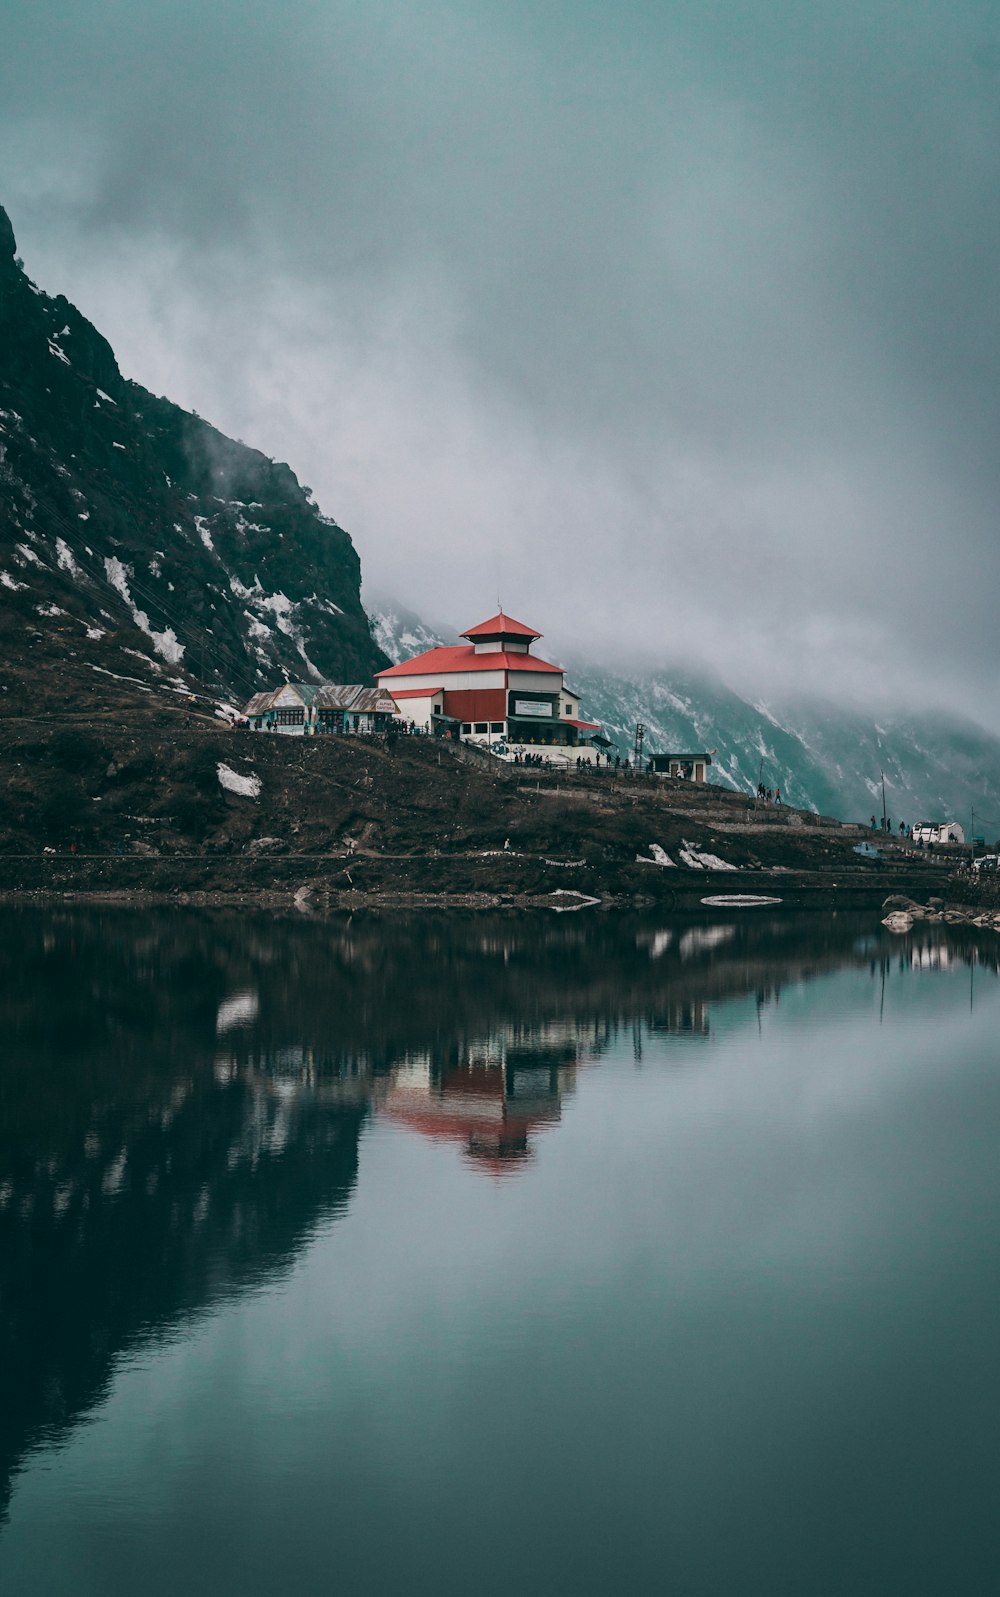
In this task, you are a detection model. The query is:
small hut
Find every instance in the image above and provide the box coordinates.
[649,752,713,783]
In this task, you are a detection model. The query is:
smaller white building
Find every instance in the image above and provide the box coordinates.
[912,821,966,845]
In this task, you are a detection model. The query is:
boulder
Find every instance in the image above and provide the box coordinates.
[882,894,916,912]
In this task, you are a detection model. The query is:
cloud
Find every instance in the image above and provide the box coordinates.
[3,1,1000,722]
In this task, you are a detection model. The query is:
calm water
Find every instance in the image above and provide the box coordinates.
[1,908,998,1596]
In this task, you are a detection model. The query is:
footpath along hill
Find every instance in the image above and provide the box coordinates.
[0,705,948,907]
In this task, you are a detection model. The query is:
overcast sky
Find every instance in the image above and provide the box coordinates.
[3,1,1000,721]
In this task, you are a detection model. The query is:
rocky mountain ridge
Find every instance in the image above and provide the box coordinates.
[0,202,386,716]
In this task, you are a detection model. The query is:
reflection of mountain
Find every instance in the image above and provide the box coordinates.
[0,913,371,1523]
[2,905,996,1519]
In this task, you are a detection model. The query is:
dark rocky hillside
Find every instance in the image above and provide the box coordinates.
[0,202,387,714]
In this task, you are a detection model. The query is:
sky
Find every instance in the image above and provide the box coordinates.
[3,0,1000,723]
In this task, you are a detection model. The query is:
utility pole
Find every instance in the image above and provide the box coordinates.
[634,722,646,770]
[881,768,887,833]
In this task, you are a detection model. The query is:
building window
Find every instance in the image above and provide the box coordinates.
[462,723,473,734]
[490,722,504,734]
[474,722,488,733]
[274,707,304,725]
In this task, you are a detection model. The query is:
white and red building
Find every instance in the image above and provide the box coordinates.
[376,610,605,758]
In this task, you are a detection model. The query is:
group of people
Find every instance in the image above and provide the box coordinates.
[871,815,912,838]
[756,783,782,804]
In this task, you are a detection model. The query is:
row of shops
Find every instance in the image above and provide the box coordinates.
[242,683,399,735]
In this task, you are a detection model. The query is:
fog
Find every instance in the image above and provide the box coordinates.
[3,1,1000,723]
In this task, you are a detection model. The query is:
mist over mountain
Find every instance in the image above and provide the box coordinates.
[0,202,386,711]
[372,597,1000,835]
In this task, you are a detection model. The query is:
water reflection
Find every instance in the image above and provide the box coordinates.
[0,906,997,1526]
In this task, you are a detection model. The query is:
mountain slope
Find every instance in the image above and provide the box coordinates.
[0,202,387,711]
[372,600,1000,835]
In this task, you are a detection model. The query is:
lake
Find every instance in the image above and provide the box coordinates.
[1,907,998,1596]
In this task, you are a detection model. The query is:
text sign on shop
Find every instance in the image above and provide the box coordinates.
[513,699,553,717]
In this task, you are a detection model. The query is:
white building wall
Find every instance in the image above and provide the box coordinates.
[378,669,506,692]
[504,671,564,694]
[389,693,441,729]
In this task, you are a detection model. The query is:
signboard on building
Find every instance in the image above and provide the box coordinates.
[513,699,553,717]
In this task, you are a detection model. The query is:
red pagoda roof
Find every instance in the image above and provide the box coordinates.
[378,645,561,678]
[461,611,542,641]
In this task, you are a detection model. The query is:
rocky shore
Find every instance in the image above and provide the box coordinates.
[882,894,1000,933]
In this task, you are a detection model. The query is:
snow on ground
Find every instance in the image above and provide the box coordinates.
[194,516,215,554]
[752,699,787,730]
[635,842,676,867]
[257,591,296,635]
[89,665,152,693]
[121,648,162,672]
[217,763,261,799]
[244,613,272,642]
[678,840,737,870]
[0,572,26,591]
[96,388,117,406]
[232,513,267,537]
[104,556,185,666]
[55,537,81,577]
[47,340,70,366]
[296,637,324,680]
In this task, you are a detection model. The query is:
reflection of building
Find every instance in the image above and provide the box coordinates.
[381,1027,582,1174]
[648,999,710,1037]
[909,944,955,971]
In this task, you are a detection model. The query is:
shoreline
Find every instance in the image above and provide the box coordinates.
[0,864,970,915]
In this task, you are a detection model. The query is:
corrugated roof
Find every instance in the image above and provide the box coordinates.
[243,683,397,715]
[378,645,561,678]
[388,686,443,700]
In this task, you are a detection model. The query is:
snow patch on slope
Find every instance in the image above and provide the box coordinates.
[104,556,185,666]
[217,763,261,799]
